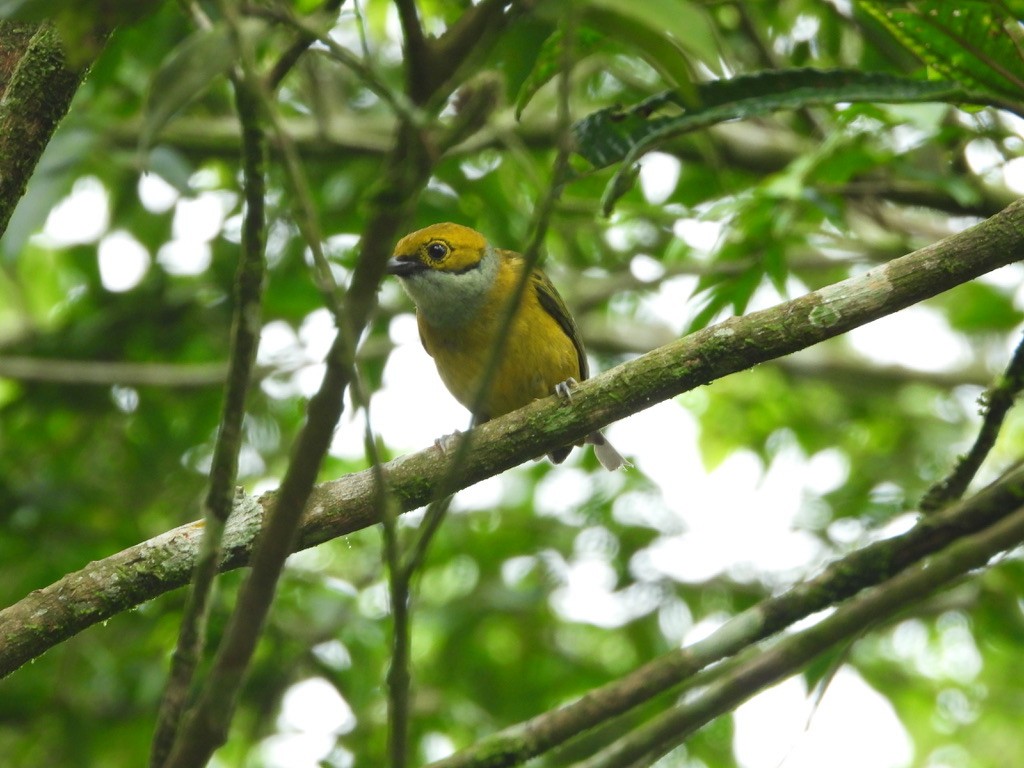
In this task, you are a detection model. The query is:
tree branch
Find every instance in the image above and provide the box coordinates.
[0,358,232,387]
[0,23,89,239]
[2,198,1024,679]
[101,111,1018,221]
[0,22,36,91]
[429,459,1024,768]
[264,0,345,91]
[385,23,575,767]
[151,16,270,763]
[921,331,1024,511]
[422,0,513,104]
[393,0,429,100]
[160,2,472,760]
[575,500,1024,768]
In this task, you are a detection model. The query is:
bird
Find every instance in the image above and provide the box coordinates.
[387,222,626,470]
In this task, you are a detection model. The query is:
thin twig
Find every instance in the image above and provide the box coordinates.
[242,0,393,516]
[393,0,429,100]
[403,2,578,575]
[384,507,413,768]
[247,4,423,124]
[267,102,410,768]
[381,20,578,766]
[162,0,471,758]
[351,0,371,60]
[921,331,1024,512]
[265,0,346,91]
[386,14,577,760]
[258,56,343,307]
[250,3,398,612]
[396,4,577,573]
[149,1,268,764]
[0,358,231,387]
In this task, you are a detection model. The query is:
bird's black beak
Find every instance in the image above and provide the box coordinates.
[387,256,425,277]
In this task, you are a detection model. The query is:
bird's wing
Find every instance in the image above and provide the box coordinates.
[415,314,434,358]
[531,267,589,381]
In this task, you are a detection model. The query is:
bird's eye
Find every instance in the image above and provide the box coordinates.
[426,242,448,261]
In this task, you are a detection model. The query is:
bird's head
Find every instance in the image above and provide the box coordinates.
[387,222,489,276]
[388,223,499,326]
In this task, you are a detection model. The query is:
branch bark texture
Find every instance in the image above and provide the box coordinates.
[0,23,88,238]
[2,199,1024,677]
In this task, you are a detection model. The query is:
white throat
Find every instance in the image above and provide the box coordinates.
[398,246,499,327]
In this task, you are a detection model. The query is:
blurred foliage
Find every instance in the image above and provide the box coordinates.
[2,0,1024,767]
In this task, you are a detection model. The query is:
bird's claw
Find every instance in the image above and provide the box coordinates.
[554,377,579,403]
[434,430,463,455]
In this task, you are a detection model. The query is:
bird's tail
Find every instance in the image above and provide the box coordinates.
[587,431,629,471]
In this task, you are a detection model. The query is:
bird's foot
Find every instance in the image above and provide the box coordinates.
[434,429,463,455]
[554,377,579,403]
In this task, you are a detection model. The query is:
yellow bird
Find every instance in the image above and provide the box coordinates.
[387,222,626,470]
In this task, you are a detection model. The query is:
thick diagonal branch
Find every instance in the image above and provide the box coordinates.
[3,198,1024,679]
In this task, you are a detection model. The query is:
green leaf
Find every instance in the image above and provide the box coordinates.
[0,0,150,22]
[583,7,695,96]
[858,0,1024,105]
[940,282,1024,333]
[513,26,600,119]
[139,23,236,153]
[802,643,850,696]
[571,69,985,214]
[514,4,704,118]
[687,265,763,332]
[0,0,159,62]
[0,0,65,19]
[490,18,557,117]
[516,0,719,115]
[144,146,195,195]
[586,0,721,75]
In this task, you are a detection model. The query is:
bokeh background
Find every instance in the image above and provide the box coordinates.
[2,1,1024,766]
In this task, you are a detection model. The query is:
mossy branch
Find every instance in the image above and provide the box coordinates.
[0,22,88,239]
[572,499,1024,768]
